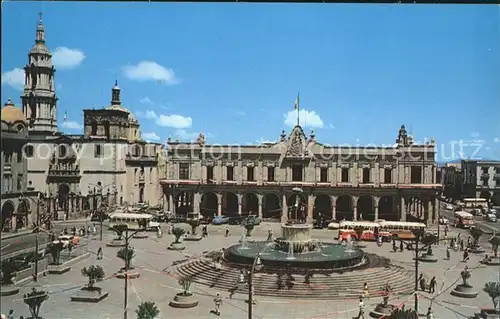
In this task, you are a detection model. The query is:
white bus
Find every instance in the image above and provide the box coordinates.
[378,221,427,240]
[109,212,159,231]
[462,198,489,209]
[453,211,475,228]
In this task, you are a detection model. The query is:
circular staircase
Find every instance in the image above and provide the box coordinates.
[175,253,415,300]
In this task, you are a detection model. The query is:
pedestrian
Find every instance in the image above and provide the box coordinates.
[363,282,369,298]
[6,310,13,319]
[446,247,450,260]
[463,249,469,262]
[357,296,366,319]
[87,225,92,235]
[399,240,404,252]
[444,225,449,237]
[429,276,436,293]
[92,224,97,234]
[460,239,464,251]
[168,224,173,234]
[213,292,223,316]
[419,275,426,291]
[225,226,229,237]
[97,247,103,260]
[63,227,68,235]
[267,229,273,241]
[426,307,434,319]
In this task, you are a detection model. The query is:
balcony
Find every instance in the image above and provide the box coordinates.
[358,183,375,188]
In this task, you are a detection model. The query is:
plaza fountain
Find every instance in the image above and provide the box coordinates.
[224,188,367,270]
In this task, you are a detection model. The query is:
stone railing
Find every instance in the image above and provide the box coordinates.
[13,257,49,285]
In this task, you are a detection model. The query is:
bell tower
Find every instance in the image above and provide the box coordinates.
[21,13,58,134]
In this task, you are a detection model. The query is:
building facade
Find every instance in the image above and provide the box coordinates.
[1,99,39,231]
[161,125,442,224]
[11,14,165,221]
[461,160,500,206]
[440,163,463,201]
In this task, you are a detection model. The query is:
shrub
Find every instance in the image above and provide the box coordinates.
[0,258,18,285]
[172,227,186,243]
[111,224,129,240]
[117,247,136,270]
[81,265,105,289]
[483,282,500,310]
[178,276,193,296]
[136,301,160,319]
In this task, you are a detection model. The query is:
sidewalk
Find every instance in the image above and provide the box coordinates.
[1,218,91,240]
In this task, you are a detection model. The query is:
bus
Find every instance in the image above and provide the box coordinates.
[453,211,475,228]
[462,198,489,211]
[378,221,427,240]
[338,221,391,241]
[109,212,159,231]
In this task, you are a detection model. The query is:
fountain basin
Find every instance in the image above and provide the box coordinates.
[225,241,366,269]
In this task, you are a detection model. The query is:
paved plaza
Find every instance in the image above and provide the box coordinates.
[1,222,498,319]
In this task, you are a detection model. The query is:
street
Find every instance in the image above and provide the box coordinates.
[438,200,500,233]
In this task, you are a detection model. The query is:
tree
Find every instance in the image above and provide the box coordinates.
[187,219,200,235]
[470,227,484,246]
[421,232,437,247]
[136,301,160,319]
[111,224,128,240]
[172,227,186,243]
[48,241,65,265]
[81,265,105,290]
[117,247,136,270]
[489,235,500,257]
[23,287,49,319]
[178,276,193,296]
[389,307,418,319]
[1,258,18,285]
[380,283,394,307]
[483,282,500,311]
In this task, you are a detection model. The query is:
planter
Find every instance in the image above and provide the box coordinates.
[370,303,396,318]
[450,284,478,298]
[419,254,438,263]
[71,287,109,303]
[484,256,500,266]
[169,292,198,308]
[470,246,485,254]
[168,242,186,251]
[132,232,148,239]
[0,284,19,296]
[185,234,203,241]
[48,264,71,275]
[115,268,140,279]
[474,308,499,319]
[106,239,126,247]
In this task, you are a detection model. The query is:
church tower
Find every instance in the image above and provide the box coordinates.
[21,13,58,134]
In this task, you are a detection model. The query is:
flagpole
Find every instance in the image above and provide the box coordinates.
[296,93,300,127]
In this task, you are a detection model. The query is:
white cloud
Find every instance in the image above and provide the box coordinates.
[135,109,192,129]
[1,68,24,90]
[174,129,200,141]
[470,132,480,138]
[494,137,500,143]
[122,61,178,85]
[140,96,153,104]
[52,47,86,69]
[328,124,335,129]
[284,109,324,128]
[61,120,83,130]
[142,132,160,141]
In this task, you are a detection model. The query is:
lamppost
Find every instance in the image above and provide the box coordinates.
[18,192,44,282]
[109,224,163,319]
[238,253,263,319]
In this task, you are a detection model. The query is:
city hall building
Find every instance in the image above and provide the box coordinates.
[161,125,442,224]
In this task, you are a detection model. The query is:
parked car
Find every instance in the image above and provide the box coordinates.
[445,204,454,211]
[228,215,245,225]
[246,215,261,226]
[212,215,230,225]
[438,217,450,225]
[327,220,340,230]
[485,213,497,223]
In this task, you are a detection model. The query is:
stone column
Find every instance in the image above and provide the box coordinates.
[193,192,201,214]
[434,197,439,224]
[237,194,243,215]
[374,196,380,221]
[216,193,222,216]
[352,196,358,221]
[11,216,17,231]
[427,199,433,225]
[257,194,263,219]
[330,195,337,220]
[281,193,288,224]
[400,196,406,221]
[169,193,174,213]
[307,194,315,224]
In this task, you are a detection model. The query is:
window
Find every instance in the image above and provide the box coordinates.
[320,168,328,183]
[17,151,22,163]
[226,166,234,181]
[58,145,67,158]
[292,165,303,182]
[384,169,392,184]
[104,121,110,139]
[179,163,190,180]
[25,145,34,158]
[91,121,98,135]
[341,168,349,183]
[410,166,422,184]
[247,166,255,181]
[17,174,23,190]
[94,144,103,158]
[267,167,275,182]
[207,166,214,183]
[149,168,153,184]
[362,168,370,183]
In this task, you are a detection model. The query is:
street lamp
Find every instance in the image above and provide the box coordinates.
[109,224,163,319]
[238,253,263,319]
[18,192,43,282]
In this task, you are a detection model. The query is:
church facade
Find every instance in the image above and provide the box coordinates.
[3,15,165,222]
[161,125,442,224]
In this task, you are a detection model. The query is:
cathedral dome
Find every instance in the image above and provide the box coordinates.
[1,99,26,123]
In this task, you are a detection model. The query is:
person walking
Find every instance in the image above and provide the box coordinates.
[426,307,435,319]
[267,229,273,241]
[357,297,366,319]
[399,240,404,252]
[446,247,451,260]
[97,247,103,260]
[419,275,426,291]
[213,292,223,316]
[463,249,470,262]
[444,225,449,237]
[363,282,369,298]
[429,276,436,293]
[225,226,230,237]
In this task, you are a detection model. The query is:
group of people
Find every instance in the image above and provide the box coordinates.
[1,309,23,319]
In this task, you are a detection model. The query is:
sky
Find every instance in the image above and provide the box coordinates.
[1,3,499,162]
